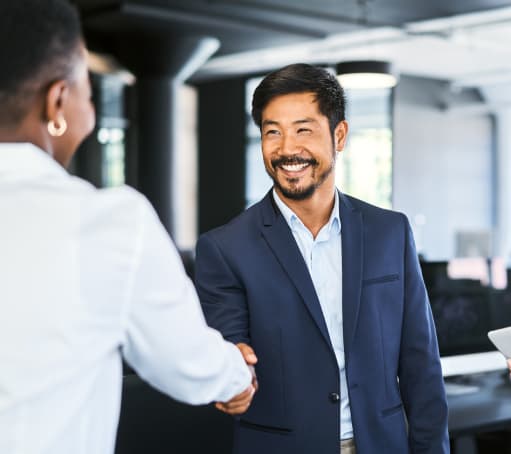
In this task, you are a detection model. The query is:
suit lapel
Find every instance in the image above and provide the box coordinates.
[259,192,332,348]
[338,191,363,362]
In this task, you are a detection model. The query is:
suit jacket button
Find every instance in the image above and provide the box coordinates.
[329,392,340,403]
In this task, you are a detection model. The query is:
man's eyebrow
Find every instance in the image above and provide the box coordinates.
[293,117,317,125]
[262,117,318,127]
[262,119,279,127]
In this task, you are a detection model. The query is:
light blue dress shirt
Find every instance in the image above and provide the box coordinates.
[272,189,353,440]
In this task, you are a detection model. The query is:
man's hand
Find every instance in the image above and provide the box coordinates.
[215,384,255,415]
[237,342,258,392]
[215,343,258,415]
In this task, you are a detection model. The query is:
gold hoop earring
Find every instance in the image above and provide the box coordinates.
[48,117,68,137]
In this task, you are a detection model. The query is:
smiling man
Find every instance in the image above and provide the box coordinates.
[195,63,449,454]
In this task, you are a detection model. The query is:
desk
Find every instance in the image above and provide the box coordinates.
[448,371,511,453]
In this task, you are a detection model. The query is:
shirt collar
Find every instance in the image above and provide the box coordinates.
[272,188,341,236]
[0,143,68,178]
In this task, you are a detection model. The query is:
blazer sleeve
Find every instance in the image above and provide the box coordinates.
[195,233,251,345]
[397,215,450,454]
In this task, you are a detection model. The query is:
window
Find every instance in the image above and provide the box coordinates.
[97,127,125,187]
[336,87,393,209]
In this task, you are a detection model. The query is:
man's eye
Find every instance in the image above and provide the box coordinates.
[264,129,280,136]
[297,128,312,134]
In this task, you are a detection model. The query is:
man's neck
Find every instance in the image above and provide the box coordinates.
[276,184,336,239]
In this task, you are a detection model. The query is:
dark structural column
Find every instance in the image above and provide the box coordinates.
[134,77,175,234]
[121,35,219,237]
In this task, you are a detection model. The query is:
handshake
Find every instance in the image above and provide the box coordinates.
[215,343,258,415]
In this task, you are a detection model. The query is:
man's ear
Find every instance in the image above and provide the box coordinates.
[334,120,349,152]
[45,80,68,123]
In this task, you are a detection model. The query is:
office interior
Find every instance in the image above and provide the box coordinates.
[66,1,511,453]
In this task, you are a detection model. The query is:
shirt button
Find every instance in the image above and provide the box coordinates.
[329,392,340,403]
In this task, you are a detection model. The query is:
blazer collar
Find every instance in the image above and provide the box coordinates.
[338,191,363,363]
[259,189,363,361]
[259,191,332,348]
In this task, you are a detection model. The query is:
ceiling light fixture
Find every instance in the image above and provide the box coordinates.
[336,60,398,89]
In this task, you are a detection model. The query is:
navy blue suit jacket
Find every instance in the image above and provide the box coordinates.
[195,191,449,454]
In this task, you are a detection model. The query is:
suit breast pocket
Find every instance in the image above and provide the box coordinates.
[361,273,402,317]
[362,273,400,287]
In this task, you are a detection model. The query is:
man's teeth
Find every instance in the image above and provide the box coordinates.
[281,163,309,172]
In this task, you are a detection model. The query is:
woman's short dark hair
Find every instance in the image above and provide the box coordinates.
[251,63,346,137]
[0,0,82,125]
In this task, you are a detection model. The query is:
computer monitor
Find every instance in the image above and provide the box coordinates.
[420,259,509,376]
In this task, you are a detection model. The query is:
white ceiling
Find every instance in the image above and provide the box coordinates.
[197,5,511,98]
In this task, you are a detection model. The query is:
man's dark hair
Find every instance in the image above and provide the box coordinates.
[251,63,346,137]
[0,0,82,126]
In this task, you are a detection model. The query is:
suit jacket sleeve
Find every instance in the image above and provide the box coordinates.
[398,215,450,453]
[195,233,250,345]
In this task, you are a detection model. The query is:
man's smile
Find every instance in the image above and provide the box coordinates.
[280,162,311,173]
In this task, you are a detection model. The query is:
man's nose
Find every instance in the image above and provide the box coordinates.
[280,134,300,155]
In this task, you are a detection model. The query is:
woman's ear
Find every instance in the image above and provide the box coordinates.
[45,80,68,122]
[45,80,69,136]
[335,120,349,152]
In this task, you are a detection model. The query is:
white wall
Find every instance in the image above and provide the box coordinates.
[393,76,494,260]
[479,84,511,264]
[494,108,511,263]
